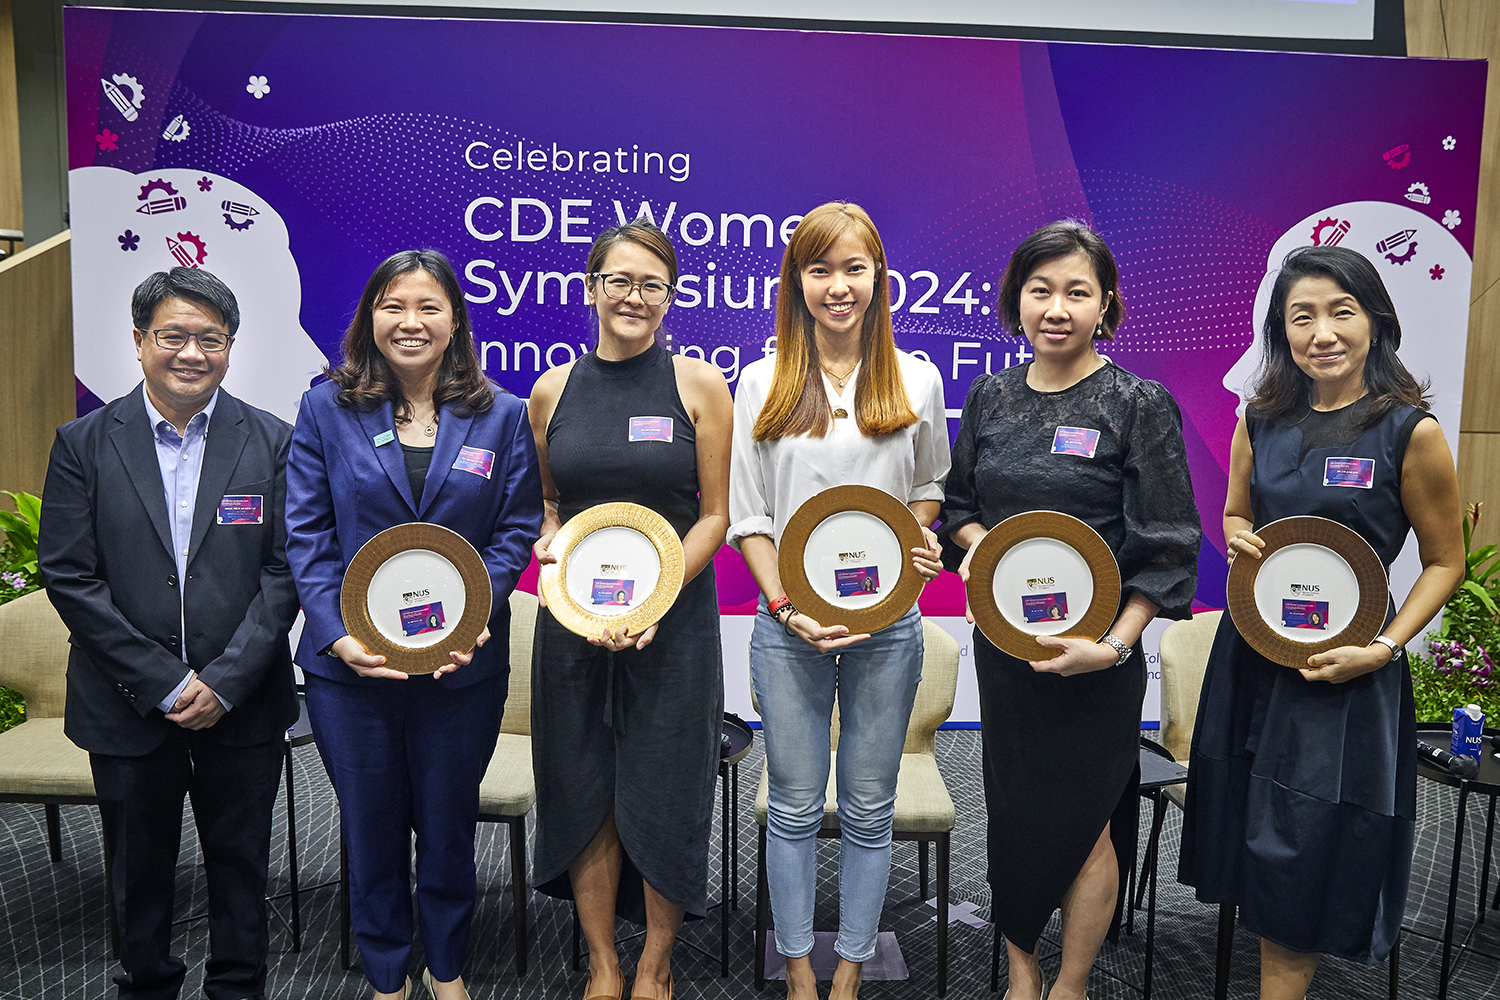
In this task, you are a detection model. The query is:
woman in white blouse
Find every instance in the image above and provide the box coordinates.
[728,201,949,1000]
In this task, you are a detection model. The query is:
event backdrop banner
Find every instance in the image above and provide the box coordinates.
[64,8,1486,724]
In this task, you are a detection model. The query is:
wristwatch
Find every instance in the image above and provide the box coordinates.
[1100,634,1133,665]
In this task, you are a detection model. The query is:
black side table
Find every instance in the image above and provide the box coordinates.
[1413,722,1500,1000]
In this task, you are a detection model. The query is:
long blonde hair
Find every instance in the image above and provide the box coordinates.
[752,202,917,440]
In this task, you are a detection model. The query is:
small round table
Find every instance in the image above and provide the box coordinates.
[1414,721,1500,1000]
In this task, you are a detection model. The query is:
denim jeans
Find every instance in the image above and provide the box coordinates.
[750,603,924,963]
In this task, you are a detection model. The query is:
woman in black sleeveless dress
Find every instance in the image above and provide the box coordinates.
[527,220,733,1000]
[1179,246,1463,998]
[941,222,1200,1000]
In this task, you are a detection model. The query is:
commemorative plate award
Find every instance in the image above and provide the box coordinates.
[966,511,1122,661]
[341,523,493,674]
[778,485,926,635]
[538,502,686,639]
[1225,515,1387,667]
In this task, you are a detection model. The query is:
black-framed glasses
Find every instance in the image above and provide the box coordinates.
[592,273,674,306]
[144,328,233,352]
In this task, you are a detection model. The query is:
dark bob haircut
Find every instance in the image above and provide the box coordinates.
[584,217,679,287]
[1247,245,1428,423]
[131,267,241,336]
[327,249,495,418]
[996,220,1126,340]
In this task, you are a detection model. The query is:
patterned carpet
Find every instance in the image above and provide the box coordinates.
[4,730,1500,999]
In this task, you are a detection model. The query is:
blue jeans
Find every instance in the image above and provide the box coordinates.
[751,604,924,963]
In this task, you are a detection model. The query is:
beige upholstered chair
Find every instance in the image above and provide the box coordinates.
[752,618,960,996]
[0,588,97,862]
[477,589,540,975]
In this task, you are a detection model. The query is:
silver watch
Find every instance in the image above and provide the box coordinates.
[1100,633,1133,665]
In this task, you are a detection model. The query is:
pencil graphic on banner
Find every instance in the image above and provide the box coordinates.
[166,236,195,268]
[1324,220,1349,246]
[1375,229,1417,255]
[220,201,260,217]
[101,79,137,121]
[137,196,187,215]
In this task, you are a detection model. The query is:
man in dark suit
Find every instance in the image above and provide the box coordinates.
[39,267,299,1000]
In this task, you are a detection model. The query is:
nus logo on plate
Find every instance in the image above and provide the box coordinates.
[1027,577,1056,590]
[1290,583,1321,596]
[838,551,867,564]
[402,588,431,602]
[599,564,627,574]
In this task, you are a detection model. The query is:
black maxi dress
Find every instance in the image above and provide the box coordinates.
[941,363,1201,952]
[1179,397,1430,963]
[531,343,725,921]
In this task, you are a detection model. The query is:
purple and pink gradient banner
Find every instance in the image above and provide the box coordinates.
[64,8,1487,623]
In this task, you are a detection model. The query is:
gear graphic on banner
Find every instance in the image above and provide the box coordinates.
[101,72,145,121]
[1404,182,1430,205]
[1382,143,1411,170]
[1309,217,1348,247]
[167,231,208,268]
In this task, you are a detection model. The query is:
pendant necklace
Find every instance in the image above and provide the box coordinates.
[821,362,858,390]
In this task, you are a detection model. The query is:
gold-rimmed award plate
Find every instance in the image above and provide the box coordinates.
[1225,515,1387,668]
[539,502,685,639]
[778,485,926,636]
[341,522,492,675]
[967,510,1121,661]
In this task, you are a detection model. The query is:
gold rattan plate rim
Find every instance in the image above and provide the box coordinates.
[341,522,492,675]
[966,510,1122,662]
[1225,515,1388,668]
[778,484,926,635]
[538,502,686,639]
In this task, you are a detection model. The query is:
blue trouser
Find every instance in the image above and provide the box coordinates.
[303,671,505,992]
[750,604,923,963]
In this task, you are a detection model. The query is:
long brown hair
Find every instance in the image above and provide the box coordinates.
[752,202,916,440]
[1247,245,1428,424]
[327,249,495,419]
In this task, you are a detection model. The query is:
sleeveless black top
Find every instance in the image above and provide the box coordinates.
[1247,396,1429,569]
[547,342,699,538]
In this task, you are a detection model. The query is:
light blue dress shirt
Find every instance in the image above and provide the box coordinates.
[141,385,233,713]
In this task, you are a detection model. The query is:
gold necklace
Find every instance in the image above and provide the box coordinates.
[821,362,858,390]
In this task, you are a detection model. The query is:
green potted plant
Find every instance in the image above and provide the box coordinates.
[1410,502,1500,723]
[0,490,43,733]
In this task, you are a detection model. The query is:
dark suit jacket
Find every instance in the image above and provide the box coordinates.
[285,380,542,688]
[39,385,300,756]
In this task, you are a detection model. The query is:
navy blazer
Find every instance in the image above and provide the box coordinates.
[39,386,300,756]
[285,380,542,688]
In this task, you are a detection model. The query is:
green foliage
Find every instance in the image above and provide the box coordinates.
[0,687,22,733]
[0,490,43,606]
[0,491,42,733]
[1411,502,1500,722]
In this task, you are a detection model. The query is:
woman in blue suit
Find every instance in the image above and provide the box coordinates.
[287,250,542,1000]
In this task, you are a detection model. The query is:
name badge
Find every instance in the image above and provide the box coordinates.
[629,416,673,443]
[1051,426,1100,458]
[453,445,495,479]
[217,495,263,524]
[1323,457,1375,489]
[373,429,395,447]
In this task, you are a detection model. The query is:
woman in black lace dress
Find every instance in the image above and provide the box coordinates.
[941,221,1201,1000]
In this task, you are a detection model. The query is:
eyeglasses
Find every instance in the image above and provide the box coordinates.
[145,329,233,352]
[592,273,674,306]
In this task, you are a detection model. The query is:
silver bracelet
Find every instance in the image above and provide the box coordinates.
[1371,635,1402,658]
[1100,633,1133,665]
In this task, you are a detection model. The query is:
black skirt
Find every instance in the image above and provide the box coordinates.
[975,629,1142,952]
[530,567,725,920]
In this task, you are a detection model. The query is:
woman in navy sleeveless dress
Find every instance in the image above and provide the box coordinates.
[1179,246,1463,998]
[527,220,733,1000]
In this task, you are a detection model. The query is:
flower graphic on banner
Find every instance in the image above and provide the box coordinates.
[117,230,139,251]
[197,177,213,192]
[95,128,118,151]
[1443,210,1462,230]
[1430,264,1445,281]
[1443,135,1457,150]
[246,75,270,99]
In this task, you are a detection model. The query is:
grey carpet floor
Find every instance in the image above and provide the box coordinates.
[4,730,1500,999]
